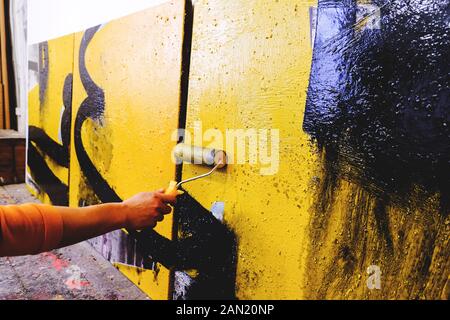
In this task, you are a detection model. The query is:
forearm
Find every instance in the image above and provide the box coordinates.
[0,191,174,257]
[56,203,126,248]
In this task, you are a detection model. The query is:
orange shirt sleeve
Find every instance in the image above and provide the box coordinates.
[0,204,63,257]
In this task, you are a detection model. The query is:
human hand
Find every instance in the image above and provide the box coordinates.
[121,191,177,230]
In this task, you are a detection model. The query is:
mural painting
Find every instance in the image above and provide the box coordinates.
[26,0,448,300]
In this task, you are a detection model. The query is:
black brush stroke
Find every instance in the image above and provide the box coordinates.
[29,73,73,167]
[28,71,73,205]
[28,126,68,168]
[27,143,68,206]
[304,0,449,210]
[74,25,121,203]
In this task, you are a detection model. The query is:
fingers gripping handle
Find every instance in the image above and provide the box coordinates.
[164,180,179,195]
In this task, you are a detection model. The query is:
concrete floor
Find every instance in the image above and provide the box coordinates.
[0,184,148,300]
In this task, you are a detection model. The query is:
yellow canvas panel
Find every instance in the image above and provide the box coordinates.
[27,35,74,205]
[182,0,449,300]
[69,1,185,300]
[182,0,319,299]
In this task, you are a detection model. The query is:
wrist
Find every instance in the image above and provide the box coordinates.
[105,202,128,229]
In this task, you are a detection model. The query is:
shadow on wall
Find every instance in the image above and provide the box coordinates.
[135,192,238,300]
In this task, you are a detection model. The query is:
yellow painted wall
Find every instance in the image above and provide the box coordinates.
[182,0,319,299]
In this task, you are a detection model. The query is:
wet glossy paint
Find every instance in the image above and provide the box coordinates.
[305,0,450,205]
[303,0,449,299]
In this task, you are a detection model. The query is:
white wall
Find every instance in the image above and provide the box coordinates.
[28,0,168,45]
[10,0,27,133]
[9,0,168,133]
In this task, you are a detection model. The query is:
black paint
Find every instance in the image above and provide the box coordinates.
[27,143,69,206]
[304,0,450,210]
[303,0,450,298]
[28,126,69,167]
[61,74,73,150]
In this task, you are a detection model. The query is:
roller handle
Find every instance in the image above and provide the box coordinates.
[164,180,179,195]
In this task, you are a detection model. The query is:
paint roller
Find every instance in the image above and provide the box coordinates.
[125,144,227,236]
[164,143,227,194]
